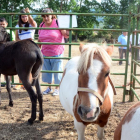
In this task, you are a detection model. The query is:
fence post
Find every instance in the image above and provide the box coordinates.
[122,1,131,102]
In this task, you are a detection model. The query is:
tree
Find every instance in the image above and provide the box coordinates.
[0,0,40,27]
[0,0,40,13]
[99,0,121,40]
[99,0,140,40]
[39,0,100,41]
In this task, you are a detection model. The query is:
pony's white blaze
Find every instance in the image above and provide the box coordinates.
[88,93,98,107]
[86,60,103,119]
[86,95,98,119]
[121,108,140,140]
[88,59,103,92]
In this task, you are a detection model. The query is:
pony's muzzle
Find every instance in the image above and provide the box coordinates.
[78,105,100,121]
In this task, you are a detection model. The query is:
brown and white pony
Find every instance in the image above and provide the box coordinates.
[114,102,140,140]
[59,43,116,140]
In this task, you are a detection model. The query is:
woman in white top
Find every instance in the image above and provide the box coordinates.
[14,7,37,90]
[15,7,37,41]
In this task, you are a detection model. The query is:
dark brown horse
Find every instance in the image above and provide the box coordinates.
[0,26,44,124]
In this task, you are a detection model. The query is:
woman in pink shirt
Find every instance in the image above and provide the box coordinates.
[38,8,69,96]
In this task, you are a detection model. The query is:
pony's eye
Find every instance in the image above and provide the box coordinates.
[77,70,80,75]
[105,72,109,77]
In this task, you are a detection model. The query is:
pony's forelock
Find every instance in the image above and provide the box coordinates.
[77,43,112,74]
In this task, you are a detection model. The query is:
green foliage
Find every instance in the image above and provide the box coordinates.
[0,0,40,27]
[0,0,39,13]
[40,0,100,41]
[98,0,129,40]
[71,0,100,39]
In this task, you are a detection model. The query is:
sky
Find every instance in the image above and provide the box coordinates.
[97,0,120,3]
[97,0,101,3]
[34,0,121,9]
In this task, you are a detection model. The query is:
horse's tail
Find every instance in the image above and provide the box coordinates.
[31,48,44,86]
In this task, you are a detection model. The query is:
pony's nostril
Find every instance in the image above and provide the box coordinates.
[78,106,82,116]
[95,107,100,114]
[78,106,85,116]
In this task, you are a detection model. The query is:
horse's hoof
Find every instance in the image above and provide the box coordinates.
[28,118,34,125]
[39,116,44,121]
[9,102,13,107]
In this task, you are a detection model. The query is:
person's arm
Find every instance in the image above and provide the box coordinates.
[24,7,37,27]
[38,27,42,48]
[117,41,121,44]
[38,39,42,48]
[118,42,123,48]
[61,30,69,38]
[118,35,123,48]
[15,30,21,41]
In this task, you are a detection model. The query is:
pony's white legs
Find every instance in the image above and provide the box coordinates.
[97,125,105,140]
[74,119,86,140]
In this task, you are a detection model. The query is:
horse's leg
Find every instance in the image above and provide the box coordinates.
[0,74,1,105]
[31,58,43,121]
[97,125,105,140]
[17,66,37,125]
[35,77,43,121]
[74,118,86,140]
[5,75,13,107]
[22,79,37,125]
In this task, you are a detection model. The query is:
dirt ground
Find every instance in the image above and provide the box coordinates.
[0,43,140,140]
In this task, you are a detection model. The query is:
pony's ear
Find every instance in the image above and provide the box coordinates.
[79,43,84,53]
[79,43,88,53]
[106,45,114,56]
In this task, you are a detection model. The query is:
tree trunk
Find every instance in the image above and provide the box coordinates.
[80,0,83,8]
[60,0,63,12]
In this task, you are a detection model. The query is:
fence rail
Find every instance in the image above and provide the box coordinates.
[0,10,135,102]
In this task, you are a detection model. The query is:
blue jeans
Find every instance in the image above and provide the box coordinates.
[42,54,63,84]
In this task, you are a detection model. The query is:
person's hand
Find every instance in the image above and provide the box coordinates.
[24,7,30,13]
[66,30,69,36]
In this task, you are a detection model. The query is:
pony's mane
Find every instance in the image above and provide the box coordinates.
[77,43,112,73]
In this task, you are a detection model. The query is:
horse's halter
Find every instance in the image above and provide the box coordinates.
[77,72,109,106]
[77,87,104,106]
